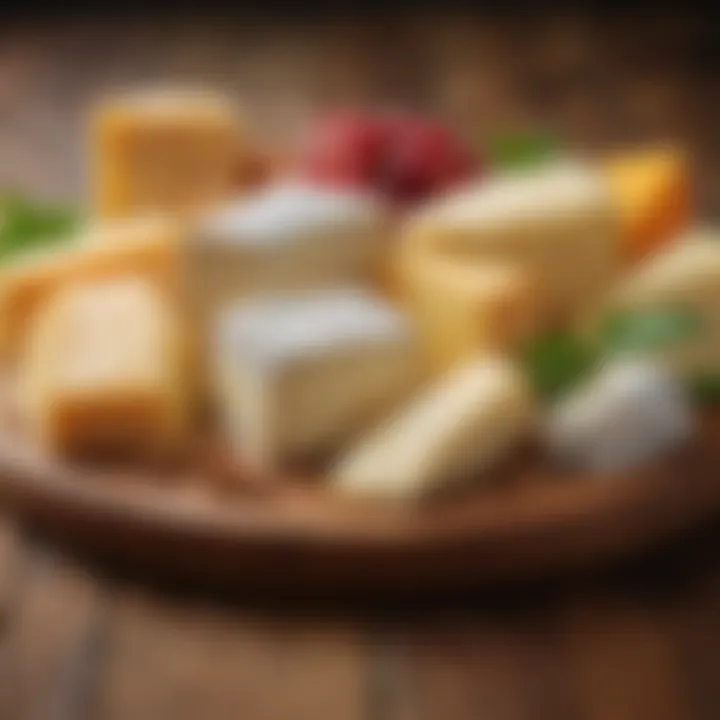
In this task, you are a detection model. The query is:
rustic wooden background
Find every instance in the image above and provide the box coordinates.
[0,13,719,720]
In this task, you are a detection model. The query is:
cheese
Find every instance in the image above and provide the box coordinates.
[599,229,720,374]
[186,183,386,346]
[546,359,693,473]
[400,254,538,371]
[20,278,188,457]
[0,216,181,359]
[215,288,421,470]
[92,89,246,217]
[402,160,620,324]
[604,146,689,261]
[333,357,535,499]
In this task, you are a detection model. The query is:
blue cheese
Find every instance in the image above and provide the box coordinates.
[545,359,693,474]
[215,288,421,470]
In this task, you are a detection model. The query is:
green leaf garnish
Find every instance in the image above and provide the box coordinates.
[0,194,80,261]
[687,374,720,404]
[521,308,706,403]
[521,331,598,401]
[487,130,561,171]
[598,307,703,356]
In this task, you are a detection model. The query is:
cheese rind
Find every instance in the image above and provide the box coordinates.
[187,184,386,346]
[215,288,421,469]
[402,161,620,323]
[400,253,538,371]
[92,89,245,217]
[20,278,188,456]
[333,357,535,499]
[598,229,720,374]
[603,146,689,261]
[0,216,181,359]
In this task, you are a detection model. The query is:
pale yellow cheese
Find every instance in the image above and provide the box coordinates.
[599,228,720,374]
[399,253,538,371]
[91,89,246,218]
[20,278,188,457]
[333,357,535,499]
[402,161,621,325]
[0,215,182,359]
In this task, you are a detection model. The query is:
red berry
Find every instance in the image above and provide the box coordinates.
[383,116,475,202]
[303,111,386,188]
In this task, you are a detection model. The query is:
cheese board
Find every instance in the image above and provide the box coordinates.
[0,387,718,592]
[1,89,720,592]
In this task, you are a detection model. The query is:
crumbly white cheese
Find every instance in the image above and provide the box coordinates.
[545,359,694,474]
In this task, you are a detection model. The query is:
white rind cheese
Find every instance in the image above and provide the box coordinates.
[215,288,421,469]
[186,183,387,344]
[545,359,693,473]
[333,357,535,499]
[403,160,620,323]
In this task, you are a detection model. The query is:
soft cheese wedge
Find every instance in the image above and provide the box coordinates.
[92,88,246,217]
[20,278,188,457]
[399,253,538,371]
[0,215,181,359]
[333,357,535,500]
[603,146,689,261]
[546,359,693,473]
[215,288,421,470]
[402,160,620,324]
[186,183,386,346]
[598,228,720,374]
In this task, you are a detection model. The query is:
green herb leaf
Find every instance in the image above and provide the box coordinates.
[688,373,720,404]
[521,332,598,401]
[598,307,703,356]
[0,194,80,261]
[487,130,561,171]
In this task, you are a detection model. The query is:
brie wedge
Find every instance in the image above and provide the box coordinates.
[215,287,421,470]
[186,183,386,345]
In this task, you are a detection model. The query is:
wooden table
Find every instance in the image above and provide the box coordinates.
[1,14,720,719]
[4,518,720,719]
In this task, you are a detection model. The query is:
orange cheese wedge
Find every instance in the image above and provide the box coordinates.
[604,146,690,262]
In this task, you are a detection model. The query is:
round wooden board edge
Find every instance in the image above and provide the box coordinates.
[0,416,719,593]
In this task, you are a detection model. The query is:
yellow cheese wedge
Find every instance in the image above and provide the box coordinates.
[603,146,689,261]
[20,278,188,457]
[333,356,535,499]
[0,215,182,359]
[91,89,247,218]
[599,228,720,373]
[402,161,621,325]
[399,253,538,371]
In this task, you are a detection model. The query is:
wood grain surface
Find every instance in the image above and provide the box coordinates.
[2,409,720,593]
[0,12,719,720]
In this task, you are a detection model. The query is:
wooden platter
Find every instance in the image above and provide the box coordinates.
[0,399,719,593]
